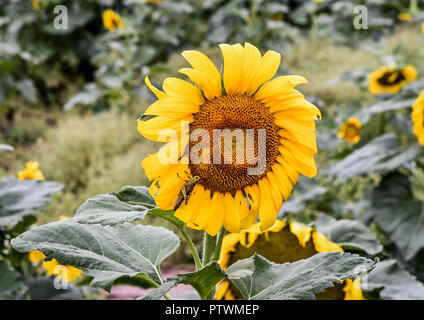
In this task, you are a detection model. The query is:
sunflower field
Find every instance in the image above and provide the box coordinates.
[2,0,424,303]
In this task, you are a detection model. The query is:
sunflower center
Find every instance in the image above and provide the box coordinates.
[346,125,359,137]
[188,94,280,194]
[377,71,406,86]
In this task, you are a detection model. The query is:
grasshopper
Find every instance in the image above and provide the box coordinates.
[174,176,201,211]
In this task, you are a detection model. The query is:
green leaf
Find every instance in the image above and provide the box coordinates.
[225,252,375,300]
[11,221,180,291]
[364,259,424,300]
[139,262,226,300]
[369,172,424,261]
[72,186,155,225]
[314,215,382,255]
[323,134,422,183]
[0,261,27,299]
[0,177,63,231]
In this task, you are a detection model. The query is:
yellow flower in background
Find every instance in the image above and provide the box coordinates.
[422,22,424,36]
[314,0,324,3]
[17,161,45,180]
[412,91,424,146]
[398,13,412,21]
[216,220,364,300]
[43,259,83,282]
[146,0,167,3]
[338,117,362,144]
[368,65,417,95]
[28,250,83,282]
[28,250,45,264]
[102,9,124,31]
[32,0,40,10]
[270,13,284,21]
[138,43,321,236]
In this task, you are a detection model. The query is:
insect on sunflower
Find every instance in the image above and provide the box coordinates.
[368,65,417,95]
[216,220,364,300]
[138,43,321,236]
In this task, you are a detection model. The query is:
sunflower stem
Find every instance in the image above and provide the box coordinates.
[211,227,226,262]
[180,226,202,270]
[202,232,217,267]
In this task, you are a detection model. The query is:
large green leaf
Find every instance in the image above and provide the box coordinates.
[225,252,374,300]
[364,259,424,300]
[323,134,422,183]
[369,172,424,261]
[0,177,63,231]
[140,262,226,300]
[314,215,382,255]
[72,186,155,225]
[0,261,27,300]
[11,221,180,291]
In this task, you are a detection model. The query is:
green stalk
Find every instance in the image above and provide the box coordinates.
[211,227,226,262]
[180,226,202,270]
[202,232,217,267]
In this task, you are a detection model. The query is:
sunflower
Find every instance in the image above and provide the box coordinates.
[412,91,424,146]
[17,161,45,180]
[368,65,417,95]
[216,220,364,300]
[398,13,412,21]
[32,0,40,10]
[338,117,361,144]
[269,13,284,21]
[102,9,124,31]
[28,250,83,282]
[138,43,321,236]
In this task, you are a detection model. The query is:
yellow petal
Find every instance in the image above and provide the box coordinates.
[204,192,225,236]
[137,115,192,142]
[312,232,344,252]
[239,43,262,94]
[255,75,307,102]
[180,50,221,100]
[290,221,313,247]
[145,76,167,99]
[219,43,244,95]
[144,97,199,117]
[344,279,365,300]
[246,49,281,95]
[258,177,278,230]
[222,192,241,233]
[162,77,204,105]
